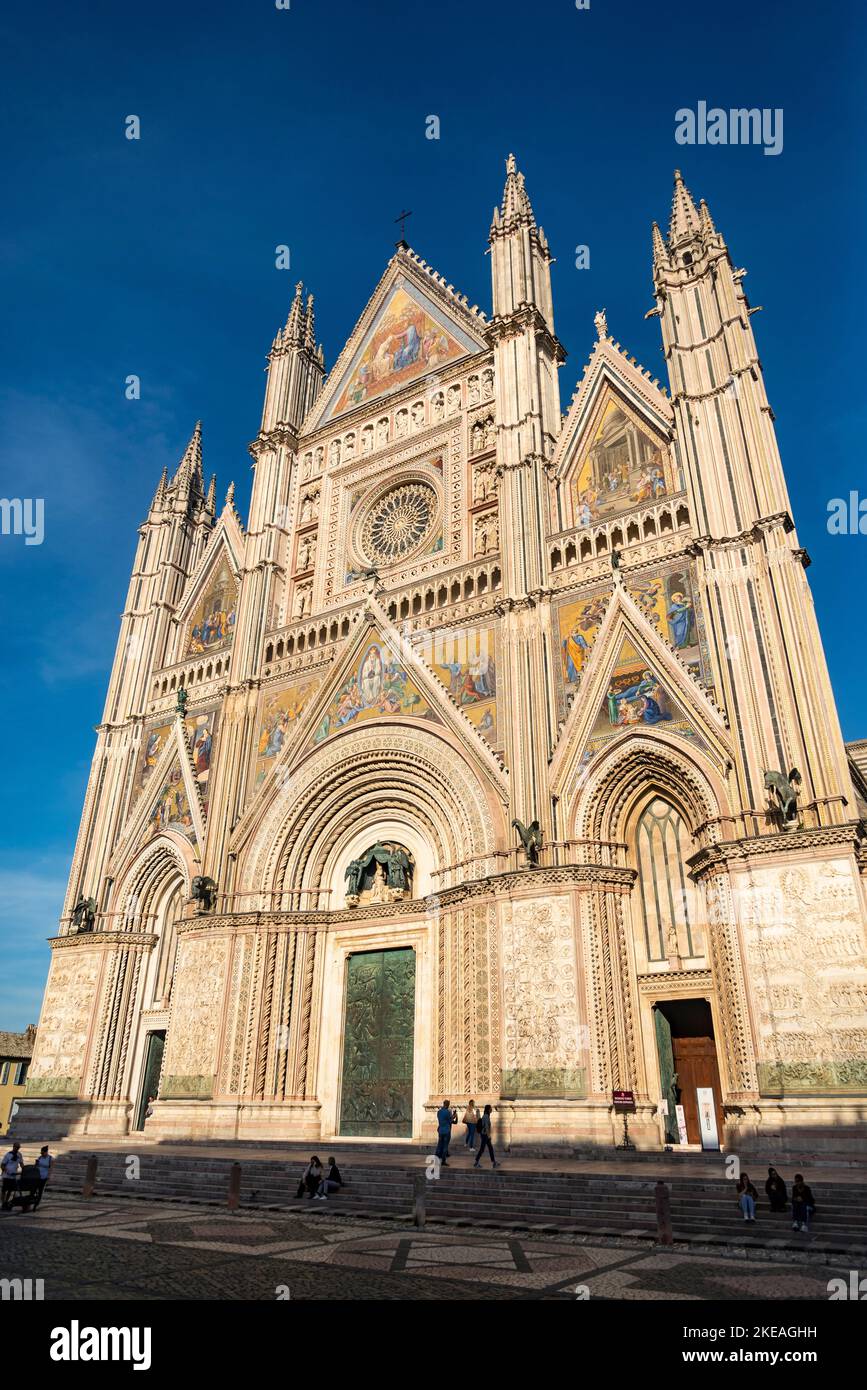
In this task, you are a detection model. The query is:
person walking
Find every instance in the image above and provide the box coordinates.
[791,1174,816,1232]
[765,1166,788,1213]
[463,1099,480,1149]
[435,1099,453,1165]
[316,1156,343,1201]
[17,1162,42,1213]
[736,1172,758,1222]
[33,1146,53,1209]
[1,1142,23,1212]
[474,1104,497,1168]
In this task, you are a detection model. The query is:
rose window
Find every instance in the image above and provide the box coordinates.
[360,481,438,564]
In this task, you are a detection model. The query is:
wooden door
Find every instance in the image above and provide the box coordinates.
[671,1036,724,1144]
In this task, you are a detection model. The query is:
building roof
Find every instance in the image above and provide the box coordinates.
[0,1024,37,1061]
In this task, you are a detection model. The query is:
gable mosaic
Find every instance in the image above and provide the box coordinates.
[185,557,238,656]
[329,282,468,418]
[574,399,669,526]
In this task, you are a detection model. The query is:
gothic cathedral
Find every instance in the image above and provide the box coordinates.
[18,161,867,1154]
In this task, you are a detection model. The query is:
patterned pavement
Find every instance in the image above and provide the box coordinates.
[0,1193,848,1301]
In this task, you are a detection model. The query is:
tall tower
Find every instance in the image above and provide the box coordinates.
[201,283,325,884]
[652,171,852,819]
[488,155,564,830]
[66,424,215,913]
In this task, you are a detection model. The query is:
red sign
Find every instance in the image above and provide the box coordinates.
[612,1089,635,1108]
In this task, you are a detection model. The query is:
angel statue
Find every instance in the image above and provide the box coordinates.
[512,817,543,866]
[344,856,368,900]
[71,895,98,933]
[763,768,802,827]
[385,846,412,893]
[190,875,218,912]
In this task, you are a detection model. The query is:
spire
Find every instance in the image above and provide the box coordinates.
[698,197,717,237]
[171,420,203,495]
[150,466,168,511]
[285,281,305,345]
[668,168,700,245]
[651,219,668,269]
[304,293,316,351]
[206,473,217,512]
[491,152,537,236]
[225,480,235,508]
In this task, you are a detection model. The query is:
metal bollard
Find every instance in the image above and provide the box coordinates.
[82,1154,98,1199]
[412,1173,426,1229]
[655,1179,673,1244]
[227,1162,242,1211]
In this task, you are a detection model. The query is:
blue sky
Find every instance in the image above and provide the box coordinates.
[2,0,865,1027]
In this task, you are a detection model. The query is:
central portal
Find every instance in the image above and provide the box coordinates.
[339,947,415,1138]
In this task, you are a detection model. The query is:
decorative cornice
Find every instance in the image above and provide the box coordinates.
[687,822,865,877]
[486,308,565,362]
[49,932,157,950]
[248,425,296,459]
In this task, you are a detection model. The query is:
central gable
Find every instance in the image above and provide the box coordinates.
[319,275,481,425]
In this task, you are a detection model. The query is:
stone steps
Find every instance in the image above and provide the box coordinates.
[42,1149,867,1248]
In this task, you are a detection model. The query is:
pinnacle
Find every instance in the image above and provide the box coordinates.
[150,465,168,511]
[491,151,537,236]
[171,420,204,492]
[285,281,305,343]
[651,219,668,270]
[668,168,700,244]
[698,197,717,237]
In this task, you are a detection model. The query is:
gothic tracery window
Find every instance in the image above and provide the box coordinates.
[634,797,697,961]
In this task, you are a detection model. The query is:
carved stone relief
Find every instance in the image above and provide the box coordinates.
[26,948,101,1095]
[736,858,867,1092]
[161,935,229,1097]
[499,895,585,1095]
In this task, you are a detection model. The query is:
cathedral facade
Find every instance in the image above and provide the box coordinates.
[17,160,867,1153]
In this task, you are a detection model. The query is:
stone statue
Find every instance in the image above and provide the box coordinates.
[764,768,802,826]
[71,895,98,933]
[611,548,622,571]
[176,686,188,717]
[191,875,218,911]
[594,308,609,340]
[512,817,543,866]
[344,856,367,899]
[385,846,412,892]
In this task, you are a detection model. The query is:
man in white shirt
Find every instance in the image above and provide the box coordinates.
[1,1142,23,1210]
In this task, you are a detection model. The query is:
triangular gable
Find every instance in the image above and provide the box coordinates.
[173,509,244,661]
[551,582,729,793]
[132,705,219,814]
[557,561,705,695]
[552,337,674,530]
[233,599,508,851]
[306,253,488,430]
[249,673,325,799]
[111,717,208,871]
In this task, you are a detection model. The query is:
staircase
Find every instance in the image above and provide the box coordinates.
[43,1147,867,1254]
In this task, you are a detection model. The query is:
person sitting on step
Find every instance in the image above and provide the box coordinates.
[295,1156,323,1199]
[315,1157,343,1201]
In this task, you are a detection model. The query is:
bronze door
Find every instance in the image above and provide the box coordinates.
[339,948,415,1137]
